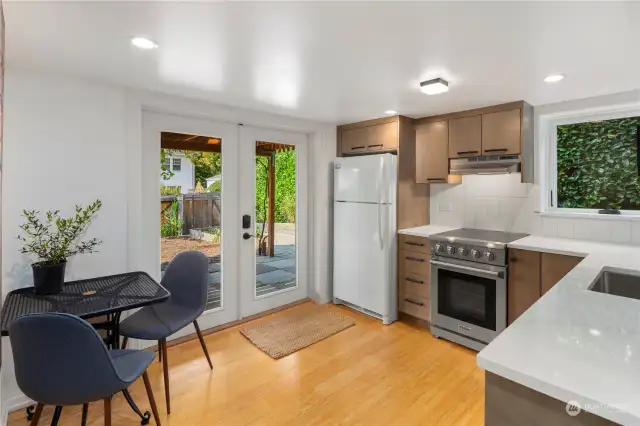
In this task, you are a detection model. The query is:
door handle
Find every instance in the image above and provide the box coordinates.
[350,146,365,150]
[484,148,508,153]
[405,298,424,306]
[406,277,424,284]
[425,178,445,182]
[242,233,254,240]
[457,151,479,155]
[369,144,384,148]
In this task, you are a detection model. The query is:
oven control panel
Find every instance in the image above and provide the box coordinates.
[430,241,506,266]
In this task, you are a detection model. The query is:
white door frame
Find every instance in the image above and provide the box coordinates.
[239,126,309,317]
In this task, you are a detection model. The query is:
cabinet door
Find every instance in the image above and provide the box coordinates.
[368,122,398,151]
[541,253,583,295]
[341,127,369,155]
[482,109,522,155]
[415,121,449,183]
[449,115,482,158]
[507,249,540,325]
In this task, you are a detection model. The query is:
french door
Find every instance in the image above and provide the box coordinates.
[239,126,308,318]
[142,112,308,338]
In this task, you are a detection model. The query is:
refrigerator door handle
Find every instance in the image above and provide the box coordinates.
[377,156,384,250]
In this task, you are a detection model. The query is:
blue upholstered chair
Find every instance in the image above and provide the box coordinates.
[119,251,213,414]
[9,313,161,426]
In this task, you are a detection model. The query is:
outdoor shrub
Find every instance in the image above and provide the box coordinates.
[160,185,181,196]
[161,201,183,237]
[557,117,640,210]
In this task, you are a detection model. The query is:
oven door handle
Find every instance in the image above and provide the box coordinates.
[430,260,500,277]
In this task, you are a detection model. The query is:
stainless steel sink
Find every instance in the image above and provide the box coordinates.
[589,269,640,301]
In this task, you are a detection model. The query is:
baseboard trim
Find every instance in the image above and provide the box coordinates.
[5,394,34,417]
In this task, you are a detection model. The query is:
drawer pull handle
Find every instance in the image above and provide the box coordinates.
[405,241,425,247]
[405,299,424,306]
[457,150,479,155]
[351,146,365,150]
[484,148,508,153]
[425,178,445,181]
[406,278,424,284]
[369,144,384,148]
[405,257,425,263]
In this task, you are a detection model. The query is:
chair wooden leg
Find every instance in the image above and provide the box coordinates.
[29,403,43,426]
[158,340,162,363]
[193,320,213,370]
[104,397,111,426]
[142,371,162,426]
[160,338,171,414]
[81,403,89,426]
[121,336,128,350]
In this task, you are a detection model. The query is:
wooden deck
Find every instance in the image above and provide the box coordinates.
[8,302,484,426]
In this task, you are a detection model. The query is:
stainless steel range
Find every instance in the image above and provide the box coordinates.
[429,228,528,351]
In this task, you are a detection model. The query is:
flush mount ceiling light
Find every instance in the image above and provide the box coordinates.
[420,78,449,95]
[385,110,398,115]
[544,74,564,83]
[131,37,159,50]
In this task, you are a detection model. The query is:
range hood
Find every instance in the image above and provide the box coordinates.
[449,155,522,175]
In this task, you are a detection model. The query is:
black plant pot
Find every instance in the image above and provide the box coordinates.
[32,261,66,295]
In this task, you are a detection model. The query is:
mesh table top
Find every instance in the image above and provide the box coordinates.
[1,272,170,336]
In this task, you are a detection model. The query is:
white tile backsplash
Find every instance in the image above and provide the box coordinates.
[428,173,640,245]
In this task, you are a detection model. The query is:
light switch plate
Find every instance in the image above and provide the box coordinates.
[438,202,453,212]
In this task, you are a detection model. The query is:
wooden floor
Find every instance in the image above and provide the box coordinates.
[8,302,484,426]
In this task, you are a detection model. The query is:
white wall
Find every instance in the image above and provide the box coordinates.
[161,153,195,194]
[429,90,640,245]
[1,68,336,411]
[1,69,130,410]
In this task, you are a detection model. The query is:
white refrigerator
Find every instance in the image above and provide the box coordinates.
[333,153,397,325]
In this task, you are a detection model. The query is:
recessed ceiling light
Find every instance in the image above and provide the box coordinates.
[385,110,398,115]
[420,78,449,95]
[131,37,159,50]
[544,74,564,83]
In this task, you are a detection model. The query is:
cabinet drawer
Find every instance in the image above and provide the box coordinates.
[400,294,430,320]
[399,250,429,276]
[398,234,430,254]
[400,273,430,299]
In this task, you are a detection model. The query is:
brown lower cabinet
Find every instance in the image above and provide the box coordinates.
[507,249,583,325]
[398,235,431,321]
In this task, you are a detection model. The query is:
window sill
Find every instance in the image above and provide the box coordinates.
[539,210,640,222]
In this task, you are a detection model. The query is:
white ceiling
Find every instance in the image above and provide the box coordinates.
[5,1,640,124]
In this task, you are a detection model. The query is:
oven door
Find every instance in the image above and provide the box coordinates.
[430,256,506,344]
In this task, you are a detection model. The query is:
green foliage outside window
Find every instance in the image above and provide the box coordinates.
[557,117,640,210]
[255,150,296,224]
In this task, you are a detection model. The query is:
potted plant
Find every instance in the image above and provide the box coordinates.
[18,200,103,294]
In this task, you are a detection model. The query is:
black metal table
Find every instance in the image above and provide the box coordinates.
[0,272,170,425]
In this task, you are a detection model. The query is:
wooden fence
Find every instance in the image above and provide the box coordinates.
[161,193,221,235]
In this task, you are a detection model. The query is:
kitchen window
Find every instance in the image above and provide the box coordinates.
[545,106,640,216]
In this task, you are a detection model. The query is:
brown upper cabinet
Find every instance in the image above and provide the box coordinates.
[414,101,534,183]
[482,109,522,155]
[338,121,398,155]
[340,127,369,154]
[449,115,482,158]
[415,121,450,184]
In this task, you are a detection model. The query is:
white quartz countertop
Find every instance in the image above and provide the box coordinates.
[478,235,640,425]
[397,225,456,237]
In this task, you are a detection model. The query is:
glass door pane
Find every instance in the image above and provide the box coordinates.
[143,110,240,335]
